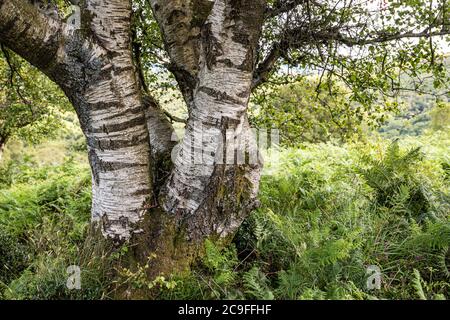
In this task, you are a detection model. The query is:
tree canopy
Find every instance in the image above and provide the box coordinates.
[132,0,449,114]
[1,0,449,148]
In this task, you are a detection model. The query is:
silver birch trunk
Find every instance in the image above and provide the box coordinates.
[0,0,267,279]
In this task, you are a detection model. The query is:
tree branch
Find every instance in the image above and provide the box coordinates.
[252,44,283,89]
[147,0,214,103]
[319,29,450,47]
[266,0,324,18]
[0,0,66,74]
[252,24,450,88]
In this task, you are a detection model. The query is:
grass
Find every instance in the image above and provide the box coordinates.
[0,131,448,300]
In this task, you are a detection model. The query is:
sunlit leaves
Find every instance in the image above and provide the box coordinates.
[0,49,71,146]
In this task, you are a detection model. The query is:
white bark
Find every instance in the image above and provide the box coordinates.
[0,0,154,241]
[81,0,153,241]
[1,0,267,248]
[163,0,260,215]
[152,0,267,241]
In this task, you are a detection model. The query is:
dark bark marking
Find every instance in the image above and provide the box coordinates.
[202,23,223,70]
[91,114,146,134]
[197,86,243,105]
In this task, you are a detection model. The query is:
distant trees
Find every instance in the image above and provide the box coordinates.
[250,78,397,144]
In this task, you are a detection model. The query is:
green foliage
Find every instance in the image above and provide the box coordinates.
[256,1,450,132]
[198,240,241,299]
[154,133,449,300]
[412,269,427,300]
[250,78,378,145]
[0,0,448,301]
[430,102,450,131]
[117,253,178,295]
[1,131,448,300]
[358,141,433,219]
[0,49,71,149]
[242,266,274,300]
[379,97,450,138]
[0,154,116,299]
[0,226,27,286]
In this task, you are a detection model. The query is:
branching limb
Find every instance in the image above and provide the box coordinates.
[266,0,325,18]
[0,0,66,74]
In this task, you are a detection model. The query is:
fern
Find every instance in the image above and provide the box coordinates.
[412,269,427,300]
[438,247,450,278]
[358,141,431,219]
[242,267,274,300]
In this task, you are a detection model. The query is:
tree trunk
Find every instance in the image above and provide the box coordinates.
[0,0,267,285]
[70,1,153,243]
[134,0,266,276]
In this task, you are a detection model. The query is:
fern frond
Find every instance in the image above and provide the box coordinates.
[412,269,427,300]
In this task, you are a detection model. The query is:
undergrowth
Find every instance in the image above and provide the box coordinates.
[0,136,448,300]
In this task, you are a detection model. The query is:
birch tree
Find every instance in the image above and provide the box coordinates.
[0,0,448,278]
